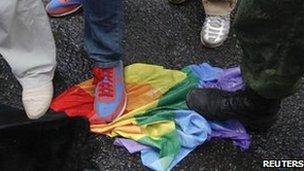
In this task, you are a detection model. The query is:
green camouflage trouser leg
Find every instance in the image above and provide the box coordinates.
[234,0,304,99]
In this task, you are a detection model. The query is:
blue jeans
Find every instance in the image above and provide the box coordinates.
[83,0,123,67]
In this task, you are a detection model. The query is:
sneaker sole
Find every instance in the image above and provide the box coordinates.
[114,93,128,120]
[47,5,82,18]
[201,39,224,48]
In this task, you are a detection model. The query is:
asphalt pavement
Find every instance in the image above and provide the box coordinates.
[0,0,303,170]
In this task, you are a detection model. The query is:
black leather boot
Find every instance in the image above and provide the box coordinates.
[186,87,281,130]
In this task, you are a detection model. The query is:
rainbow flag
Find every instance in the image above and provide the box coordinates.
[51,63,250,171]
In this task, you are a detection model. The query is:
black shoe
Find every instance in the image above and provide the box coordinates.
[186,88,281,130]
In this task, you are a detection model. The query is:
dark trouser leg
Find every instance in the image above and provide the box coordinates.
[83,0,123,68]
[234,0,304,99]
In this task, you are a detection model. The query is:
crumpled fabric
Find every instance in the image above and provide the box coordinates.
[114,138,150,154]
[208,120,250,150]
[141,111,209,171]
[51,63,249,171]
[188,63,245,91]
[114,113,249,171]
[114,110,210,171]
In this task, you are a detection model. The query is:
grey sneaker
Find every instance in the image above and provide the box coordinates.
[201,15,230,48]
[168,0,186,5]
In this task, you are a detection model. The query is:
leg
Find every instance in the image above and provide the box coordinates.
[83,0,123,67]
[0,0,56,119]
[83,0,126,123]
[187,0,304,129]
[201,0,238,48]
[203,0,237,16]
[0,0,56,89]
[235,0,304,99]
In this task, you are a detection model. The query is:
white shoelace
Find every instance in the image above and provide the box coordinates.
[203,15,230,43]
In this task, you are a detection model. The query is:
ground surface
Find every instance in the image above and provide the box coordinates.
[0,0,303,170]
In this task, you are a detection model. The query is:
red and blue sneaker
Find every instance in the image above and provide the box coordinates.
[46,0,82,17]
[93,62,127,123]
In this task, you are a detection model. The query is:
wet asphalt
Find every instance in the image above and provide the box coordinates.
[0,0,303,170]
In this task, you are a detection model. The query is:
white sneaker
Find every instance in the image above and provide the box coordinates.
[22,82,54,119]
[201,15,230,48]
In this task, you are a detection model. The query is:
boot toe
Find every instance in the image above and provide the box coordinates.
[186,88,209,116]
